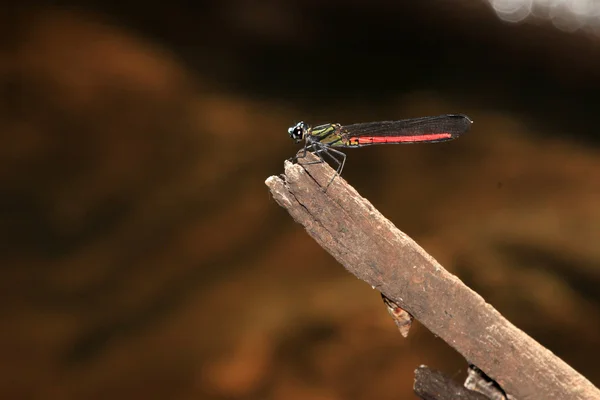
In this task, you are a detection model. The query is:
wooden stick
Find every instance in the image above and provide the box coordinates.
[265,154,600,400]
[414,365,490,400]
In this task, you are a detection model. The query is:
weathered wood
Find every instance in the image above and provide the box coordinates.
[414,365,490,400]
[265,154,600,400]
[464,365,508,400]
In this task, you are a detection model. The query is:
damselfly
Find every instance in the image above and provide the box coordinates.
[288,114,472,187]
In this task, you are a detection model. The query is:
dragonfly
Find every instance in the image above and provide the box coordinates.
[288,114,472,187]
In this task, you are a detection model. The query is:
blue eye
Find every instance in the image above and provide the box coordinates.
[288,122,306,141]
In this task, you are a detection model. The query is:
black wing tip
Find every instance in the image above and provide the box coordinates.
[445,114,473,124]
[439,114,472,138]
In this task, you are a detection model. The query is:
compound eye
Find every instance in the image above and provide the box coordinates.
[288,122,306,142]
[293,127,303,140]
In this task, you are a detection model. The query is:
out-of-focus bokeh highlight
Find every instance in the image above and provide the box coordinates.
[1,1,599,399]
[488,0,600,34]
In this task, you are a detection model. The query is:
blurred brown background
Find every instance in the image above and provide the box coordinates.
[1,1,600,399]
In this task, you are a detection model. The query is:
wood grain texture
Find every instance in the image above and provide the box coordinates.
[413,365,489,400]
[265,154,600,400]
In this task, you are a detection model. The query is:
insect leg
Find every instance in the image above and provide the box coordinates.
[299,142,329,166]
[320,147,347,189]
[289,141,314,162]
[323,147,347,176]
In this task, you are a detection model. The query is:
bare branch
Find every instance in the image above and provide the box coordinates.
[265,154,600,400]
[414,365,490,400]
